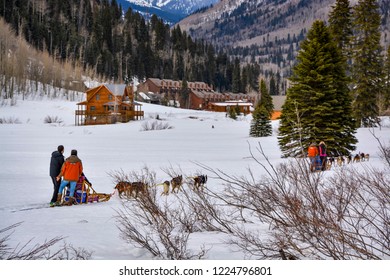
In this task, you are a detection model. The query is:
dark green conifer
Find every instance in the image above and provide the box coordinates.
[250,105,272,137]
[278,20,357,157]
[351,0,384,127]
[259,79,274,117]
[232,58,241,93]
[250,79,273,137]
[328,0,353,62]
[384,46,390,111]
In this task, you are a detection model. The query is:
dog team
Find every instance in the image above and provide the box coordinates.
[308,141,369,172]
[114,174,208,198]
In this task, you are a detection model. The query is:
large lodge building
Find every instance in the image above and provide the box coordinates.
[137,78,258,115]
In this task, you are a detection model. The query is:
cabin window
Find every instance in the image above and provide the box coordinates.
[108,95,113,100]
[90,106,96,111]
[96,94,100,100]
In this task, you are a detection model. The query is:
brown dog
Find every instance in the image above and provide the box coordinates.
[114,181,147,198]
[114,181,132,198]
[171,175,183,193]
[193,175,207,190]
[337,156,345,166]
[353,154,361,163]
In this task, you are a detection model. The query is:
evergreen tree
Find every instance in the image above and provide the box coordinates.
[180,79,191,108]
[328,0,353,65]
[259,78,274,117]
[228,106,237,120]
[269,74,277,95]
[232,58,241,93]
[278,20,357,157]
[250,105,272,137]
[385,46,390,111]
[250,79,273,137]
[351,0,384,127]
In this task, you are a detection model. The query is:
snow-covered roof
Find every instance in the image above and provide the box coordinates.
[139,92,151,100]
[211,101,253,107]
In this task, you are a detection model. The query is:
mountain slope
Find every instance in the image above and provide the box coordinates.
[117,0,219,24]
[177,0,390,74]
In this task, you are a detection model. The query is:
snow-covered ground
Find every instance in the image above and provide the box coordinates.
[0,96,389,277]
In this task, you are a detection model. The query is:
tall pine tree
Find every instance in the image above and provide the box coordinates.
[278,20,357,157]
[259,78,274,117]
[385,46,390,111]
[232,58,241,93]
[351,0,384,127]
[250,79,273,137]
[328,0,353,72]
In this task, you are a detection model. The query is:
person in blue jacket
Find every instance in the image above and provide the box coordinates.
[49,145,64,206]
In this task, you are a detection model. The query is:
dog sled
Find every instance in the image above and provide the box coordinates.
[62,175,111,205]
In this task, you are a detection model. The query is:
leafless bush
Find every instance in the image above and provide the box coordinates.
[113,167,208,259]
[112,139,389,260]
[0,117,21,124]
[179,186,235,234]
[140,120,173,131]
[0,222,92,260]
[198,143,390,259]
[370,129,390,167]
[44,115,63,124]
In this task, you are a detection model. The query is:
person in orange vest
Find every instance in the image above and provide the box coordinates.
[307,143,319,172]
[56,149,83,206]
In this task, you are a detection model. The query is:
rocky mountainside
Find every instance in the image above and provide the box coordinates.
[177,0,390,75]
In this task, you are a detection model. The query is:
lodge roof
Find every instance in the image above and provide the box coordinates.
[106,84,127,96]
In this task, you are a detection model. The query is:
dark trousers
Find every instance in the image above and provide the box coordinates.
[320,156,327,171]
[50,176,61,203]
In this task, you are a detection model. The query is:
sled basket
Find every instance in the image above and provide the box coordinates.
[73,176,112,204]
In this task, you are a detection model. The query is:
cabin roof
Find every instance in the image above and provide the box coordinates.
[106,84,127,96]
[211,101,253,107]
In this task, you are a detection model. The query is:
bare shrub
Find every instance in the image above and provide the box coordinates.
[112,167,208,259]
[0,222,92,260]
[198,143,390,259]
[140,120,173,131]
[112,138,390,260]
[0,117,21,124]
[44,115,63,124]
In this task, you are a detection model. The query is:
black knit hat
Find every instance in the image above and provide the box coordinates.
[71,149,77,156]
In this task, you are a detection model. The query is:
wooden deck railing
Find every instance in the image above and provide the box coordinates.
[75,110,144,125]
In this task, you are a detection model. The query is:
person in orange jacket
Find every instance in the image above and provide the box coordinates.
[56,149,83,205]
[307,143,319,172]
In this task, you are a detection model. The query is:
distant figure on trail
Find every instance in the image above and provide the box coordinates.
[307,143,319,172]
[49,145,64,207]
[56,149,83,206]
[319,141,327,171]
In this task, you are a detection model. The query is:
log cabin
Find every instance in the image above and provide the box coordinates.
[75,84,144,125]
[208,100,253,115]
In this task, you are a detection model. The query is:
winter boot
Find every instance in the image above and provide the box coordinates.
[54,194,62,206]
[63,197,74,206]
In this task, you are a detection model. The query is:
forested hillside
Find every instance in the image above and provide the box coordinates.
[0,0,261,94]
[178,0,390,77]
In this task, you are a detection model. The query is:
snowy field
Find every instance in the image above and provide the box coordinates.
[0,95,389,264]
